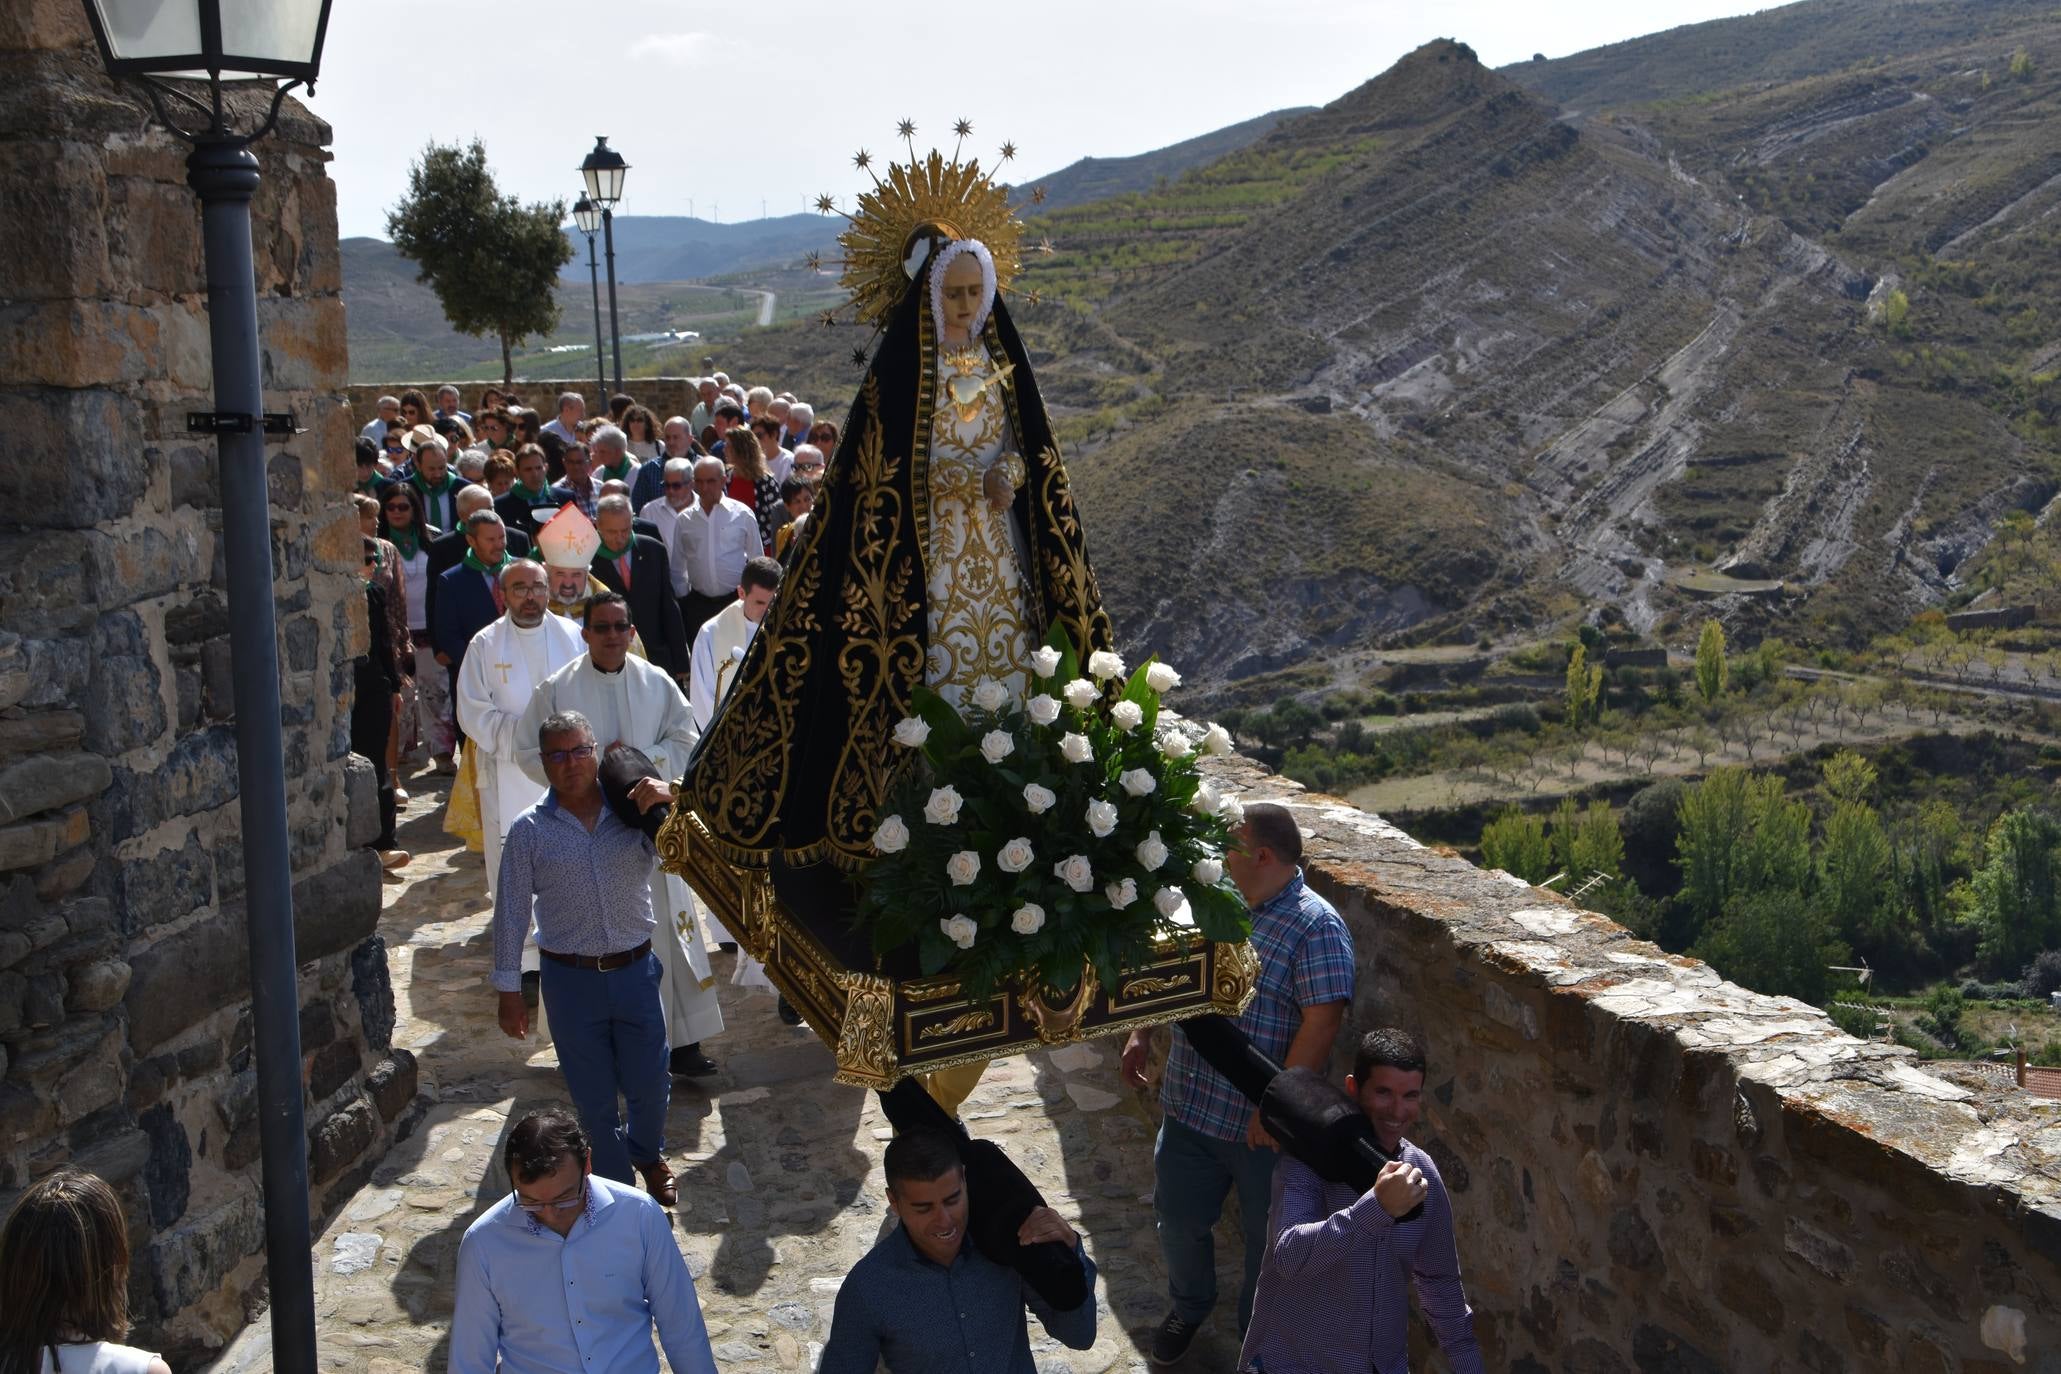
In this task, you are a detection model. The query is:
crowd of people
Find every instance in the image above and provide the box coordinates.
[0,377,1489,1373]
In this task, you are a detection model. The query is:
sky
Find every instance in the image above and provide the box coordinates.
[309,0,1777,241]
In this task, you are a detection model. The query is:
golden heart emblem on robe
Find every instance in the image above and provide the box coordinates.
[946,362,1015,425]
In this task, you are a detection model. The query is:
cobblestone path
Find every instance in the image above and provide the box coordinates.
[204,774,1253,1372]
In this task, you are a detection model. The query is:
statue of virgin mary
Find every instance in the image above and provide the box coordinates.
[682,224,1114,956]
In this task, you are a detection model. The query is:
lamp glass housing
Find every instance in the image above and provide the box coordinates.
[572,197,600,236]
[580,137,628,205]
[85,0,331,81]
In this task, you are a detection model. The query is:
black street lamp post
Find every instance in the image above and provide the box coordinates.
[572,196,607,411]
[580,136,628,396]
[77,4,331,1373]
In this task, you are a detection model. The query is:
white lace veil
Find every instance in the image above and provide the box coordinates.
[928,238,998,342]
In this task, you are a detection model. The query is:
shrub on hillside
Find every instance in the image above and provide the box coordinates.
[2023,949,2061,998]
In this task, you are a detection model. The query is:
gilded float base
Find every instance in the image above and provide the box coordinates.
[658,807,1258,1088]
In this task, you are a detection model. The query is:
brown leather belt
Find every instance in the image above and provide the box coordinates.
[539,940,650,972]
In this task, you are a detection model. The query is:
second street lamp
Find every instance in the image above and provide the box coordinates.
[572,195,606,412]
[580,135,627,395]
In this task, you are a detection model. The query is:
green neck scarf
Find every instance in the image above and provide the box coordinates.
[513,479,550,502]
[463,550,511,578]
[412,471,459,502]
[389,526,421,559]
[597,539,633,562]
[599,457,635,484]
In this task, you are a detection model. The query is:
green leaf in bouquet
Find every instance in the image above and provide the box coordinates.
[1120,659,1162,736]
[918,931,954,976]
[1189,884,1253,943]
[1043,623,1081,687]
[910,685,974,762]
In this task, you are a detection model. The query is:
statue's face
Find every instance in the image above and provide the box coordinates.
[939,254,984,339]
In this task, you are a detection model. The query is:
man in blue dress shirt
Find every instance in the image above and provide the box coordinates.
[492,710,679,1203]
[819,1130,1099,1373]
[450,1109,717,1374]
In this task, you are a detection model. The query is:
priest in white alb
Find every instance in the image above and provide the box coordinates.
[516,589,724,1078]
[688,555,783,732]
[454,560,585,909]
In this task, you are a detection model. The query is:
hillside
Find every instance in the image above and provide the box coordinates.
[1021,108,1314,212]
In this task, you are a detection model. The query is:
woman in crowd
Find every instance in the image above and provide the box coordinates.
[621,404,664,461]
[806,418,840,457]
[378,480,453,771]
[398,387,433,429]
[0,1170,170,1374]
[481,450,517,498]
[478,385,505,415]
[722,426,783,553]
[353,493,414,799]
[513,408,542,449]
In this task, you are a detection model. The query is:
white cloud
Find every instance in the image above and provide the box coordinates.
[628,31,718,62]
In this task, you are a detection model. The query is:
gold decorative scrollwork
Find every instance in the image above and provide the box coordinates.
[1211,940,1261,1016]
[833,973,899,1087]
[917,1010,998,1042]
[1016,963,1100,1045]
[1121,973,1195,1000]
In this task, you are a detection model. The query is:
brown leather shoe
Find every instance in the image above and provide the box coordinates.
[637,1157,678,1207]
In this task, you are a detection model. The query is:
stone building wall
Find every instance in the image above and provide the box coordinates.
[1201,750,2061,1373]
[0,3,414,1358]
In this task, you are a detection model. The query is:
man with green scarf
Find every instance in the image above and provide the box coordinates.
[591,423,639,489]
[434,509,514,715]
[494,443,572,540]
[402,429,473,532]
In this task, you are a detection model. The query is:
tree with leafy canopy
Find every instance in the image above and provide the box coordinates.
[1481,808,1554,884]
[1693,889,1844,1004]
[1695,620,1727,705]
[1564,642,1603,728]
[1971,807,2061,977]
[387,139,573,386]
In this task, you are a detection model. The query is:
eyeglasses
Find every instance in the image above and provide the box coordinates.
[513,1179,588,1214]
[383,502,410,512]
[664,480,688,490]
[587,622,634,636]
[541,744,597,764]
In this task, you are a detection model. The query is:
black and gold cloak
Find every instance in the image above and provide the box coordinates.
[682,248,1114,895]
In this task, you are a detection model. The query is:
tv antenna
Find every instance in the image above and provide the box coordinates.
[1827,955,1873,987]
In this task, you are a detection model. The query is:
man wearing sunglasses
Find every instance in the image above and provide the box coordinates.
[450,1108,717,1374]
[516,594,724,1095]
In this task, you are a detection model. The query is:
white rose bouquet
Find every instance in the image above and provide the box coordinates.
[856,627,1249,998]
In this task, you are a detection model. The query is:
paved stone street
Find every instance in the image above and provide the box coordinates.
[205,771,1254,1372]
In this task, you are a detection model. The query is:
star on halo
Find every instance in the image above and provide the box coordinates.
[1037,236,1055,255]
[896,118,916,140]
[953,118,974,138]
[999,141,1018,162]
[814,194,836,214]
[819,310,838,327]
[1031,186,1048,205]
[850,346,870,367]
[852,149,872,171]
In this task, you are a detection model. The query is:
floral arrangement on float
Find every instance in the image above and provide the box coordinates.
[856,627,1251,1001]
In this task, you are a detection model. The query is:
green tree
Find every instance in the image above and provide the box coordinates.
[1695,620,1728,705]
[2010,45,2035,79]
[1883,288,1911,334]
[1675,768,1810,938]
[1572,801,1625,880]
[1820,799,1894,952]
[1820,750,1877,807]
[1692,889,1844,1004]
[1481,808,1555,884]
[1970,807,2061,976]
[1564,642,1603,728]
[386,139,574,385]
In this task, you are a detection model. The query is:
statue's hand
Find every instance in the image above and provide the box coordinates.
[983,462,1017,512]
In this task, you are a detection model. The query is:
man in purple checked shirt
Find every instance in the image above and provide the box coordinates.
[1238,1028,1485,1374]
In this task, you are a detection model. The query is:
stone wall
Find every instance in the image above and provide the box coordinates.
[0,4,415,1357]
[346,379,704,431]
[1205,751,2061,1373]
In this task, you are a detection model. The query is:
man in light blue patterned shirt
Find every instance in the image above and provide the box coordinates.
[1123,802,1355,1364]
[492,709,680,1203]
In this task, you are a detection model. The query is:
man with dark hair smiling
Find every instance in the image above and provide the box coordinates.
[818,1130,1097,1373]
[1237,1028,1484,1374]
[449,1107,717,1374]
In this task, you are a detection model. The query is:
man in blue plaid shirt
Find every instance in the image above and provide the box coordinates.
[1122,802,1356,1365]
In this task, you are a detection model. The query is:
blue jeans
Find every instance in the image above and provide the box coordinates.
[539,952,670,1184]
[1154,1114,1279,1333]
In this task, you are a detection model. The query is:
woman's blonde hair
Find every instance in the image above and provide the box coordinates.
[0,1171,135,1374]
[726,426,767,482]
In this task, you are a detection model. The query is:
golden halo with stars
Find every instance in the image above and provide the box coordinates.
[814,118,1042,334]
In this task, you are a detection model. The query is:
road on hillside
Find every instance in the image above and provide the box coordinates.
[743,289,776,326]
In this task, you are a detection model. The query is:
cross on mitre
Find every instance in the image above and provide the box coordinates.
[537,504,601,570]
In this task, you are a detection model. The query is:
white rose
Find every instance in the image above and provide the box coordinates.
[873,814,911,854]
[923,785,964,826]
[1159,732,1193,761]
[1153,886,1187,919]
[945,850,981,886]
[1119,768,1157,798]
[1026,694,1061,726]
[1087,649,1127,682]
[1190,780,1222,815]
[1061,678,1098,710]
[1010,902,1046,935]
[1192,855,1224,885]
[1202,723,1234,756]
[1218,793,1246,827]
[1053,854,1095,893]
[1136,830,1170,870]
[997,837,1036,873]
[1145,661,1182,693]
[1110,700,1144,732]
[1104,877,1139,910]
[892,716,931,748]
[980,729,1014,764]
[1029,645,1062,677]
[1023,782,1056,814]
[1060,732,1094,765]
[971,678,1009,712]
[1085,798,1119,838]
[940,914,978,950]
